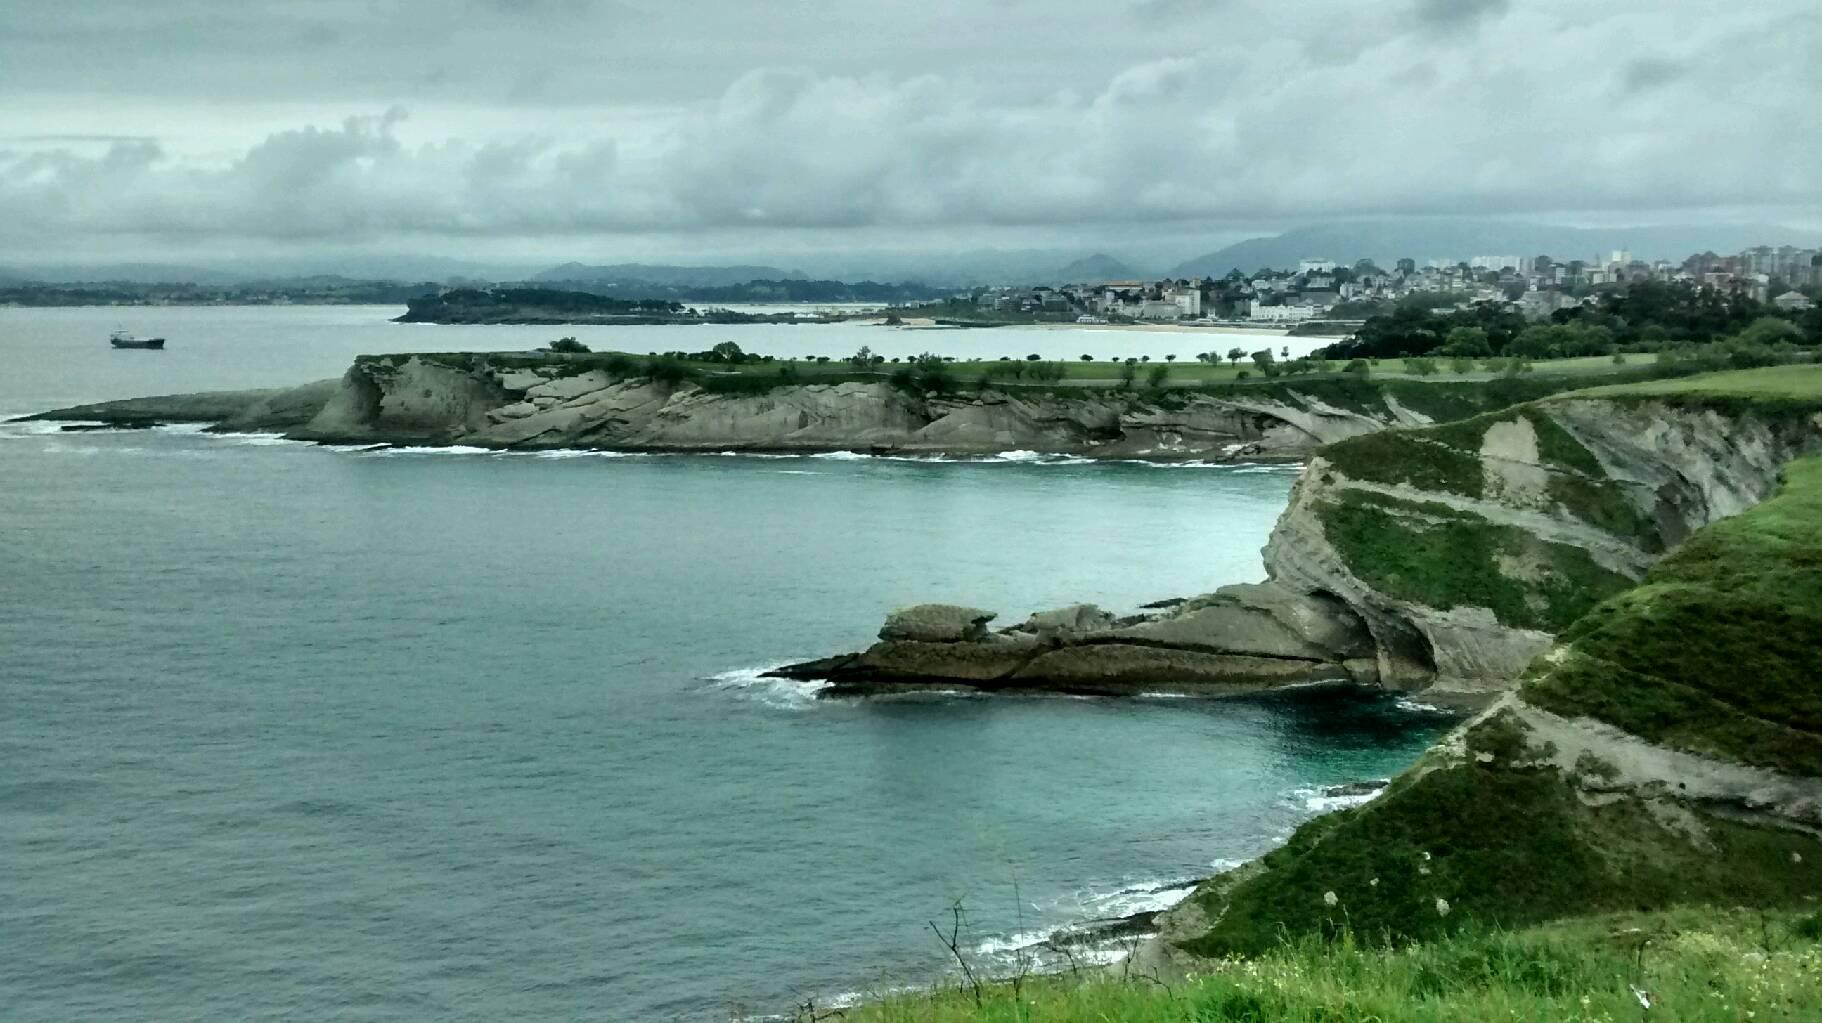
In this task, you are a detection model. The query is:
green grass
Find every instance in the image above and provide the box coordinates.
[847,907,1822,1023]
[1174,709,1822,960]
[1525,456,1822,775]
[1570,363,1822,402]
[1314,492,1635,631]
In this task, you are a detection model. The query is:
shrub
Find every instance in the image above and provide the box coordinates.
[1345,358,1371,376]
[548,336,590,354]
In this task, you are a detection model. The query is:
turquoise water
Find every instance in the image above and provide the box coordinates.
[0,308,1453,1020]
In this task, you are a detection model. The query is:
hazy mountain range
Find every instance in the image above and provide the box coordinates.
[4,220,1816,291]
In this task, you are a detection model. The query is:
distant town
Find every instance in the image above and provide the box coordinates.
[952,244,1820,327]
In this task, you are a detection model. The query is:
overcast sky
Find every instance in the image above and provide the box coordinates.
[2,0,1818,270]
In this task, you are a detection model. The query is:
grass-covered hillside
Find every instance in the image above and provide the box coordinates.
[846,908,1822,1023]
[1174,455,1822,959]
[1525,456,1822,775]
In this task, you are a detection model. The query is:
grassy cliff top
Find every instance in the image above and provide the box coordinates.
[1524,456,1822,775]
[1566,363,1822,402]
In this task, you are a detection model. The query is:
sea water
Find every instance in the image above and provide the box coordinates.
[0,307,1451,1019]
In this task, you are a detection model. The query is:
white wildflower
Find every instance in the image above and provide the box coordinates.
[1793,851,1803,864]
[1369,878,1379,888]
[1420,851,1431,861]
[1435,897,1450,917]
[1631,985,1652,1010]
[1323,890,1339,907]
[1419,865,1432,876]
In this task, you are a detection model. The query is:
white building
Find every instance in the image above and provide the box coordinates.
[1250,304,1318,322]
[1166,287,1202,317]
[1298,258,1337,273]
[1470,256,1522,272]
[1773,291,1815,311]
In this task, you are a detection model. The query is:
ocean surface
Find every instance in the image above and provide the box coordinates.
[0,307,1453,1020]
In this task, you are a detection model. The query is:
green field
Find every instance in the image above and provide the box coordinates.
[1569,363,1822,401]
[843,908,1822,1023]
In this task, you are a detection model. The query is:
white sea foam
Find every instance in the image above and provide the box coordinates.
[212,432,300,447]
[527,449,636,459]
[0,419,89,438]
[1069,878,1198,919]
[1289,780,1390,814]
[361,444,497,456]
[151,422,211,435]
[704,665,832,709]
[808,450,871,461]
[1394,696,1454,715]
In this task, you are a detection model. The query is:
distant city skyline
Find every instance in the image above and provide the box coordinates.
[2,1,1819,267]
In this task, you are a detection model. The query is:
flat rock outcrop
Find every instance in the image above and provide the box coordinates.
[770,584,1372,695]
[28,352,1498,461]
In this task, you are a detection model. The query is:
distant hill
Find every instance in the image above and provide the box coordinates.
[1169,219,1822,277]
[1048,253,1138,283]
[531,262,807,288]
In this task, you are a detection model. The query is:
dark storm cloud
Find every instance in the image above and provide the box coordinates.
[0,1,1816,259]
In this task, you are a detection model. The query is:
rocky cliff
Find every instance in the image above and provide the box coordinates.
[1139,453,1822,970]
[783,368,1822,696]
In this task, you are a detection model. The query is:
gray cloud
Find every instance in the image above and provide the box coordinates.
[1621,57,1685,93]
[1412,0,1509,34]
[0,0,1816,263]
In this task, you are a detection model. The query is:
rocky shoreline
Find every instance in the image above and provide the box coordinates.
[26,352,1442,461]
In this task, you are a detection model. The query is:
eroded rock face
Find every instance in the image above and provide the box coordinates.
[1259,399,1822,692]
[878,604,997,643]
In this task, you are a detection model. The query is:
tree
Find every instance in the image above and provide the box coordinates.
[847,345,876,369]
[1227,346,1246,365]
[1165,354,1178,362]
[1026,353,1042,361]
[711,340,746,363]
[1250,349,1278,377]
[1147,363,1170,388]
[1080,354,1094,362]
[549,336,590,354]
[1440,326,1491,358]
